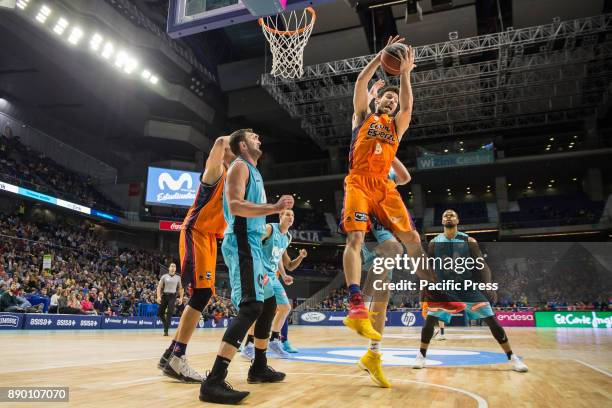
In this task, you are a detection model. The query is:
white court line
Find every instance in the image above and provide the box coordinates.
[112,376,164,386]
[286,372,487,408]
[573,359,612,378]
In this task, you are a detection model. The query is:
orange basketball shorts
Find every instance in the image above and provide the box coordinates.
[179,228,218,291]
[340,173,415,233]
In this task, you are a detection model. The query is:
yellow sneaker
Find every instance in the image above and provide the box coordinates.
[358,350,391,388]
[343,305,382,341]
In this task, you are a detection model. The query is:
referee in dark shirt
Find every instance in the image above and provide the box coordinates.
[157,263,184,336]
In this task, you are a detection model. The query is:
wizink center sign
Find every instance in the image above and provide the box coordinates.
[535,311,612,328]
[145,167,200,207]
[417,150,494,170]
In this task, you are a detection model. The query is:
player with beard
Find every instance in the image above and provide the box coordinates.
[199,129,294,405]
[341,35,439,341]
[158,136,234,383]
[413,209,528,373]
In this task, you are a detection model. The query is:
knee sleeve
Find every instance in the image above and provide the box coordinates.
[421,315,438,344]
[187,288,212,312]
[484,316,508,344]
[222,300,263,348]
[254,297,277,340]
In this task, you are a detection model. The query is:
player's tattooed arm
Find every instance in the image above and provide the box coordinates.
[202,135,230,184]
[226,161,293,217]
[283,249,307,272]
[468,237,497,303]
[395,45,416,139]
[390,157,411,185]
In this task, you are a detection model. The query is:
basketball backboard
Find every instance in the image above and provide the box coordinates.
[167,0,335,38]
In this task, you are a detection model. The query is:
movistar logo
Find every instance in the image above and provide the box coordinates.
[158,172,192,191]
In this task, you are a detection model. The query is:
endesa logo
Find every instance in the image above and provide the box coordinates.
[497,314,534,321]
[301,312,326,323]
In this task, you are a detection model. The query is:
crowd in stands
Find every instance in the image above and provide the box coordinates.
[0,132,120,214]
[0,211,235,319]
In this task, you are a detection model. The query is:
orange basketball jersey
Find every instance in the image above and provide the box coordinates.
[182,170,226,235]
[349,113,399,178]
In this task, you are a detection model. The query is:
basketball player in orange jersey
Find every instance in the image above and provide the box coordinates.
[341,35,424,340]
[157,135,235,383]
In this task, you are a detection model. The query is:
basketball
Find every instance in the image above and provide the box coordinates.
[381,43,408,76]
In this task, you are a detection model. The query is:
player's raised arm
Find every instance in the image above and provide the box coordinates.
[354,36,403,125]
[390,157,411,185]
[282,249,307,272]
[202,136,230,184]
[226,161,293,217]
[395,45,416,138]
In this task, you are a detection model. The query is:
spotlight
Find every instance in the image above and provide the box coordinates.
[548,184,552,188]
[101,42,114,59]
[549,137,554,141]
[507,183,512,187]
[141,70,152,80]
[124,57,138,74]
[68,27,83,45]
[36,5,52,23]
[53,17,69,35]
[16,0,30,10]
[114,51,128,68]
[149,75,159,84]
[90,33,103,51]
[443,149,449,153]
[572,177,577,181]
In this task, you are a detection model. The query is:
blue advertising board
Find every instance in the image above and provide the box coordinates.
[298,311,425,327]
[145,167,201,207]
[0,313,26,330]
[24,314,102,330]
[101,316,158,329]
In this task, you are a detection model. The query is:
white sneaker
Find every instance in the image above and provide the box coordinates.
[268,339,290,358]
[412,352,426,369]
[439,334,446,341]
[162,355,203,383]
[511,354,528,372]
[241,342,255,360]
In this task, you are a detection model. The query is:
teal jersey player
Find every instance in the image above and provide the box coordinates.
[261,223,291,305]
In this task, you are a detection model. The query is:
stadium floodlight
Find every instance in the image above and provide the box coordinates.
[141,69,152,80]
[68,27,83,45]
[90,33,103,51]
[53,17,69,35]
[101,42,114,59]
[35,5,52,23]
[114,50,128,68]
[123,57,138,74]
[149,75,159,84]
[16,0,30,10]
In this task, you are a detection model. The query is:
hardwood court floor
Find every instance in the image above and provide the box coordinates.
[0,326,610,407]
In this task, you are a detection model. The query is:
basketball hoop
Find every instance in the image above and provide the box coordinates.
[259,6,316,79]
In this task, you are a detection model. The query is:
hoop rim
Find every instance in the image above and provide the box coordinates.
[258,6,316,36]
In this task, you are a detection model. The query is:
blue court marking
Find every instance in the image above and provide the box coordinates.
[280,347,508,367]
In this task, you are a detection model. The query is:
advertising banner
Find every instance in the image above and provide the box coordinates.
[495,312,535,327]
[298,311,427,327]
[0,313,25,330]
[24,314,102,330]
[145,167,200,207]
[535,311,612,328]
[101,316,157,329]
[417,150,494,170]
[159,220,183,232]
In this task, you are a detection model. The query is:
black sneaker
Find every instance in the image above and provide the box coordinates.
[247,365,286,384]
[163,329,169,336]
[199,376,249,405]
[158,348,172,370]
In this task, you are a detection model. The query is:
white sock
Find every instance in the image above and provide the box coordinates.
[369,340,381,353]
